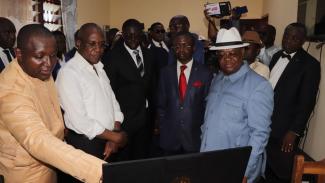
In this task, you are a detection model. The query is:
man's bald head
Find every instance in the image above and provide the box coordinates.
[16,24,57,81]
[17,24,54,51]
[78,23,104,43]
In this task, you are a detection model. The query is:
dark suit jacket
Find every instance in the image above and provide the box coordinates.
[157,61,213,152]
[64,47,77,62]
[149,42,169,76]
[104,44,154,136]
[269,48,320,140]
[267,48,320,179]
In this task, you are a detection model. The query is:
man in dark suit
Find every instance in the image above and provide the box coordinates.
[104,19,154,161]
[266,23,321,183]
[0,17,16,73]
[146,22,169,157]
[148,22,169,77]
[157,32,212,155]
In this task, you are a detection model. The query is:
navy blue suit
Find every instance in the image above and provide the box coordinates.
[157,61,212,152]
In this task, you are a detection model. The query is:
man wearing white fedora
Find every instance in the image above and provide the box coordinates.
[200,27,274,183]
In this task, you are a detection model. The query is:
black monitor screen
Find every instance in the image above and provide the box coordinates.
[103,146,251,183]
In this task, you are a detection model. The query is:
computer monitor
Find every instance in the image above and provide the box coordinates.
[103,146,251,183]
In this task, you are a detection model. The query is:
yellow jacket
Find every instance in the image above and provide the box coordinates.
[0,60,105,183]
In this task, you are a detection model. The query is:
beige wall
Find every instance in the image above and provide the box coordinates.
[302,42,325,160]
[263,0,298,45]
[77,0,264,38]
[76,0,110,28]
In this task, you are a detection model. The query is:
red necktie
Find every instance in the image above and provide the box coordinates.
[179,65,187,102]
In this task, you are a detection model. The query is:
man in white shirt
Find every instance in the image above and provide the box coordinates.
[0,17,16,72]
[56,23,127,167]
[257,24,281,66]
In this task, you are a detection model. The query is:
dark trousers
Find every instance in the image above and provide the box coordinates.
[108,124,151,162]
[265,137,300,183]
[65,129,106,158]
[162,146,196,157]
[57,129,106,183]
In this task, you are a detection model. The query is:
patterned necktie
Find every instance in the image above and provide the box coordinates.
[159,42,163,48]
[133,50,144,77]
[3,49,12,62]
[179,65,187,102]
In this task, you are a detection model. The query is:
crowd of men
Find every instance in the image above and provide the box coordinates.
[0,9,321,183]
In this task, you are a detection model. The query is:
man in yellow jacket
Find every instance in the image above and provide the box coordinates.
[0,24,106,182]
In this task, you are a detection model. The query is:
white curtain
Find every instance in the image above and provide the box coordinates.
[0,0,33,32]
[61,0,77,50]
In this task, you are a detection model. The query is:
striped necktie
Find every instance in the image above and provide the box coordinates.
[133,50,144,77]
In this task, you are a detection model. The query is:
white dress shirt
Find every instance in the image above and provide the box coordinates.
[151,39,169,52]
[177,59,193,84]
[124,43,144,68]
[269,52,296,89]
[56,52,123,140]
[0,47,14,66]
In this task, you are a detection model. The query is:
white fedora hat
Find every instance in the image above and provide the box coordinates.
[210,27,249,50]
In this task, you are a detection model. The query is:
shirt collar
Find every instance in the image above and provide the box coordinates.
[266,45,277,51]
[0,47,12,53]
[152,39,161,47]
[220,61,250,83]
[177,58,193,69]
[74,51,103,70]
[124,43,141,55]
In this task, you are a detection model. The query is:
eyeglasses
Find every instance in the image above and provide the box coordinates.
[153,29,166,34]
